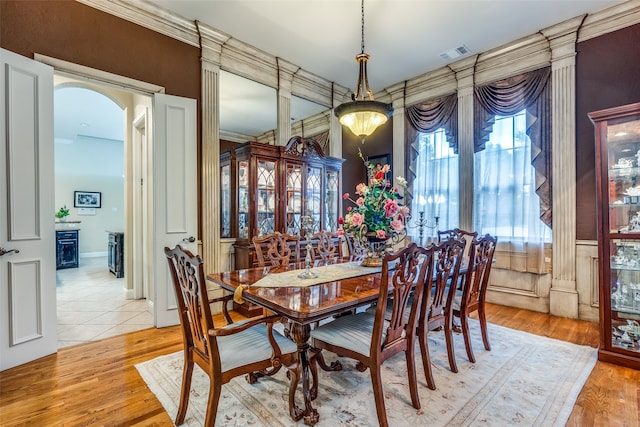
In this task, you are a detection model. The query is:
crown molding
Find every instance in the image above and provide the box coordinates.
[579,0,640,42]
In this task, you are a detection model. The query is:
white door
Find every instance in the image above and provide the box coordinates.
[152,93,197,327]
[0,49,56,371]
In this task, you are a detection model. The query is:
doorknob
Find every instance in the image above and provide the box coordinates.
[0,247,20,256]
[181,236,196,243]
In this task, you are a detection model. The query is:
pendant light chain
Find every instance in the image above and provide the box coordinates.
[361,0,365,54]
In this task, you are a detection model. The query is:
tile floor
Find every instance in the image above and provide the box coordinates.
[56,256,154,348]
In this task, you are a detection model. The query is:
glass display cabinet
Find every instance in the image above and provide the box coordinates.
[589,102,640,369]
[229,137,344,270]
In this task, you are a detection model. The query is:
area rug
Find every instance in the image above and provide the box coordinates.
[136,320,596,426]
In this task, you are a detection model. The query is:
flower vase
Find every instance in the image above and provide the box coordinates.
[361,234,387,267]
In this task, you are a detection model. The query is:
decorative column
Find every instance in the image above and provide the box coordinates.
[542,17,583,318]
[449,57,477,231]
[387,83,406,180]
[329,84,344,159]
[200,34,224,274]
[276,59,298,146]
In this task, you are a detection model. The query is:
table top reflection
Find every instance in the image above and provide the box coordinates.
[207,258,383,325]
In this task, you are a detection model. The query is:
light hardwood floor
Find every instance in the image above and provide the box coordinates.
[0,304,638,426]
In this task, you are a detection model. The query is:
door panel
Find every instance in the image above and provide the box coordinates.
[1,49,56,371]
[153,93,197,328]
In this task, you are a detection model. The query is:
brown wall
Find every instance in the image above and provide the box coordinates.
[576,23,640,240]
[341,118,394,215]
[0,1,200,100]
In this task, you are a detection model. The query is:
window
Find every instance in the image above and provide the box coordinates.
[473,110,551,243]
[409,128,458,243]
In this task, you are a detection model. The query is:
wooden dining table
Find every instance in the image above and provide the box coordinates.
[207,258,384,426]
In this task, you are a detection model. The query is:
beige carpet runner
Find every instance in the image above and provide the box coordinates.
[136,320,596,426]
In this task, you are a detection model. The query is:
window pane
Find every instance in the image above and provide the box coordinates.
[473,110,551,242]
[410,128,458,244]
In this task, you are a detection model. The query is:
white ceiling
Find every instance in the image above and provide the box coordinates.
[154,0,622,91]
[150,0,624,137]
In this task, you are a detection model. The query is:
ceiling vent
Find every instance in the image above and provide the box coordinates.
[439,45,470,61]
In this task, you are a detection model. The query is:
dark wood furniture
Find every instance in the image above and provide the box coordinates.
[228,137,344,269]
[344,231,368,260]
[418,237,465,387]
[311,230,343,261]
[165,245,299,426]
[452,234,498,364]
[309,243,431,427]
[207,258,385,425]
[589,102,640,370]
[56,230,79,270]
[107,231,124,278]
[438,228,478,258]
[253,232,301,267]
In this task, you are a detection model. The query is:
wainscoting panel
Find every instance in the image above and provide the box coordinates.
[576,240,600,322]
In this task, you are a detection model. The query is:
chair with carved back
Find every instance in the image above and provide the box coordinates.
[438,228,478,260]
[452,234,497,363]
[344,231,368,261]
[253,231,301,267]
[416,236,465,389]
[164,245,300,426]
[311,230,344,262]
[309,243,432,427]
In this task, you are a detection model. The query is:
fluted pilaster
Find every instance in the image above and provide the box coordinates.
[277,93,291,145]
[201,59,221,273]
[542,17,582,318]
[450,57,477,231]
[387,83,406,181]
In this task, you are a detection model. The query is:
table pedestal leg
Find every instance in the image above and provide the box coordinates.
[289,322,319,426]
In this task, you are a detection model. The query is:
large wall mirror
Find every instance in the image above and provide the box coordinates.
[219,70,277,142]
[291,95,330,152]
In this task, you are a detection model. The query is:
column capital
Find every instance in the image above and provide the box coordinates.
[540,15,584,62]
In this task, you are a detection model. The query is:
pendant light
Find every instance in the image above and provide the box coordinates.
[334,0,393,142]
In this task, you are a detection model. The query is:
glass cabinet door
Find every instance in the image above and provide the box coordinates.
[221,163,231,237]
[325,169,339,233]
[257,159,276,236]
[305,165,322,234]
[285,163,302,235]
[607,117,640,353]
[238,160,249,239]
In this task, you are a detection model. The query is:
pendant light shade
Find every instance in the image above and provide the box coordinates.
[335,100,393,138]
[335,1,393,141]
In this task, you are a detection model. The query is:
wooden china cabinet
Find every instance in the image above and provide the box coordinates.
[221,137,344,316]
[590,102,640,370]
[230,136,343,266]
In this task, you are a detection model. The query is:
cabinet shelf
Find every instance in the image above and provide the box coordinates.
[609,166,640,178]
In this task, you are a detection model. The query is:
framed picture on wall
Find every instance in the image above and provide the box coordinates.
[367,153,392,178]
[74,191,102,208]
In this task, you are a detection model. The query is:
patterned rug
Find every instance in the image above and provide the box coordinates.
[136,320,596,426]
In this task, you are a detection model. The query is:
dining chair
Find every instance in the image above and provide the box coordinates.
[309,243,432,427]
[437,228,478,260]
[164,245,300,426]
[311,230,344,262]
[344,231,368,260]
[452,234,498,363]
[253,231,301,267]
[417,237,465,389]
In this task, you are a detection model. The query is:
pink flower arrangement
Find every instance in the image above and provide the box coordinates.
[338,149,409,243]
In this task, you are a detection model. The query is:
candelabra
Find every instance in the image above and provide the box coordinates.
[298,216,318,279]
[408,211,439,246]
